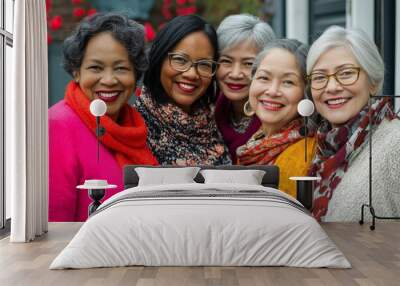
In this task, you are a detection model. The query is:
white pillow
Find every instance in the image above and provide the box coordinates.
[200,169,266,185]
[135,167,201,186]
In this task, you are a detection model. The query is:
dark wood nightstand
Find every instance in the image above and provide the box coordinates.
[289,176,321,210]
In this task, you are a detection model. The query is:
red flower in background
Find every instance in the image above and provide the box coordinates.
[176,6,197,16]
[49,15,63,30]
[144,22,156,42]
[87,8,97,16]
[46,0,52,14]
[46,0,200,45]
[162,0,173,20]
[73,7,86,18]
[47,34,53,45]
[45,0,96,45]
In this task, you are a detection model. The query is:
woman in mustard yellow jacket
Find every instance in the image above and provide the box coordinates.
[237,39,317,197]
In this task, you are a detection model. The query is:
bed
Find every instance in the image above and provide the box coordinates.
[50,165,350,269]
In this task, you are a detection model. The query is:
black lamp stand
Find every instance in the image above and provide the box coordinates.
[88,189,106,216]
[291,113,317,211]
[90,117,105,215]
[304,117,308,162]
[95,116,106,163]
[359,95,400,230]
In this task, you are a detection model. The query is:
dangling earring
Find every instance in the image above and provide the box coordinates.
[212,80,218,103]
[243,100,255,116]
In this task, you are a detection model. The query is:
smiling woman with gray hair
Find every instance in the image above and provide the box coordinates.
[236,38,317,198]
[307,25,400,222]
[215,14,275,163]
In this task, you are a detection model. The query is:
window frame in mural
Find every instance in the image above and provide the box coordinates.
[0,0,14,232]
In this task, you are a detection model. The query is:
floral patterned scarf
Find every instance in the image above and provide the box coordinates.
[236,118,304,165]
[309,98,396,221]
[135,88,232,166]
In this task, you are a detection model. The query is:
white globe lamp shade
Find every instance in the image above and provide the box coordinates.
[90,99,107,117]
[297,99,315,117]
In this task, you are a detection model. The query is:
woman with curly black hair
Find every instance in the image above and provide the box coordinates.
[49,13,158,222]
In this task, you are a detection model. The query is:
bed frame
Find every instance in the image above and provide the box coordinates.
[123,165,280,189]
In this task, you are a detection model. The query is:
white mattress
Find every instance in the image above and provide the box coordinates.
[50,183,350,269]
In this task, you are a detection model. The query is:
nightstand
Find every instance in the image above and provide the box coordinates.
[289,176,321,210]
[77,181,117,216]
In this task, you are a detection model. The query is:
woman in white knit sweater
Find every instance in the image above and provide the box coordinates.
[307,26,400,222]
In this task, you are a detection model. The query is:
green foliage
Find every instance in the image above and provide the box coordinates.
[199,0,262,27]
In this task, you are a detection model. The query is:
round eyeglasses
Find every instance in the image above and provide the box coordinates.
[308,67,361,90]
[168,52,218,78]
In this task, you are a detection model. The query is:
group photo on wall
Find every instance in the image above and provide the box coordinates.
[47,0,400,224]
[3,0,400,284]
[12,0,398,270]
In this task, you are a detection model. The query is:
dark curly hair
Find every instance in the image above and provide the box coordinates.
[62,12,148,81]
[143,14,219,105]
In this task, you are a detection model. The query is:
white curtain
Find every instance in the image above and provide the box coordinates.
[8,0,48,242]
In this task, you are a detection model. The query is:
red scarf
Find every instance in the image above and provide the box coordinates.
[236,118,304,165]
[309,98,396,221]
[65,81,158,168]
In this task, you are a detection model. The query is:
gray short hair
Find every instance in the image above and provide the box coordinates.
[307,25,384,94]
[63,12,148,80]
[217,14,275,53]
[252,39,309,84]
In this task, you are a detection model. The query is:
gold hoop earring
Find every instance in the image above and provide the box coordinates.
[243,100,255,116]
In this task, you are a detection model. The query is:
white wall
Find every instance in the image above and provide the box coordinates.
[5,44,12,220]
[5,0,14,220]
[347,0,374,39]
[5,0,14,33]
[286,0,309,44]
[349,0,398,110]
[396,0,400,111]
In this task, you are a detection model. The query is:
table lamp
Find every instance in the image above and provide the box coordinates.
[77,99,114,216]
[289,99,319,210]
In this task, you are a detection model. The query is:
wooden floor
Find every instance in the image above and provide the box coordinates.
[0,222,399,286]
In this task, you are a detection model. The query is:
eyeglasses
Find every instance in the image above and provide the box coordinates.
[168,52,218,78]
[308,67,361,90]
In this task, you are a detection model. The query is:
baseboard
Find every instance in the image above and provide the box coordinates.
[0,218,11,239]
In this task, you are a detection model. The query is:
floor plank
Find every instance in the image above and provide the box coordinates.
[0,222,399,286]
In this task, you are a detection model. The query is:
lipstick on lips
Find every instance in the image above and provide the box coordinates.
[259,99,284,111]
[96,91,120,103]
[226,83,247,91]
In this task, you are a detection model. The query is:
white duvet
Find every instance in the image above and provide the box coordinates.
[50,183,351,269]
